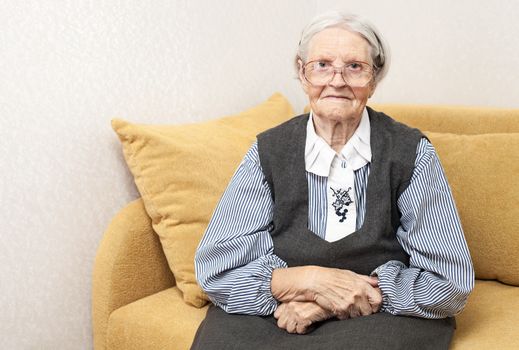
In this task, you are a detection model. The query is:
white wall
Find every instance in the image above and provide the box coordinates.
[1,1,518,348]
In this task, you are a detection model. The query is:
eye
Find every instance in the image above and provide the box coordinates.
[346,62,365,72]
[312,60,332,71]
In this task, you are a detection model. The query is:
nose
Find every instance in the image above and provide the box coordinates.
[328,68,347,88]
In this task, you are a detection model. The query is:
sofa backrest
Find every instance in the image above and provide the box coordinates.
[371,104,519,134]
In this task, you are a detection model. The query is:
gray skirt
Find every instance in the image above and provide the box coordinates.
[190,304,455,350]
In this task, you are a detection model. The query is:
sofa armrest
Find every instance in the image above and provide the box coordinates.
[92,198,175,350]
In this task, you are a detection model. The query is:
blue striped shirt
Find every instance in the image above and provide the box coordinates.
[195,138,474,318]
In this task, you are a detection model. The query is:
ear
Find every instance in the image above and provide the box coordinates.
[298,58,310,94]
[297,58,304,81]
[368,81,377,98]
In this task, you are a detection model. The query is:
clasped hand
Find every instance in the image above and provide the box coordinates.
[271,266,382,334]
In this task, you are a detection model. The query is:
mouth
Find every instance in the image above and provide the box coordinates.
[323,95,351,101]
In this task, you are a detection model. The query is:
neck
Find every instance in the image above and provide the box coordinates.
[312,113,362,153]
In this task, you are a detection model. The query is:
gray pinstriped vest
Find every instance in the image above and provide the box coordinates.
[257,107,421,273]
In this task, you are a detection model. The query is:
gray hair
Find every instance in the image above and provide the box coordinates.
[296,11,390,85]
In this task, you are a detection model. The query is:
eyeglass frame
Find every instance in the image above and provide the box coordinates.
[301,59,377,88]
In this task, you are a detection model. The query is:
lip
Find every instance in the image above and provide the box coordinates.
[323,95,351,100]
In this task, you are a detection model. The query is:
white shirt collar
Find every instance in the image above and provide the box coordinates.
[305,108,372,177]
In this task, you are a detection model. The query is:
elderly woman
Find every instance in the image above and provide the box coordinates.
[192,11,474,349]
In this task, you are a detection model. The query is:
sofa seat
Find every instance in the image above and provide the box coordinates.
[106,287,209,350]
[105,280,518,349]
[451,280,519,349]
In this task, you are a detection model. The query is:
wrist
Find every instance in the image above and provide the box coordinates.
[272,267,300,301]
[301,266,320,300]
[271,268,287,300]
[271,266,318,302]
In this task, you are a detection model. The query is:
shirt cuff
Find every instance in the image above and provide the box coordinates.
[225,254,287,315]
[370,260,407,314]
[259,255,289,312]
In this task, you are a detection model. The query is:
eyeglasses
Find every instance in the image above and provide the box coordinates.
[302,60,375,87]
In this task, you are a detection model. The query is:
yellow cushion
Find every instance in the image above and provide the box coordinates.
[451,280,519,349]
[426,132,519,285]
[112,93,294,307]
[373,104,519,134]
[107,287,208,350]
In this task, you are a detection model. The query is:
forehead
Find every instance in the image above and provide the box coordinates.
[307,27,371,62]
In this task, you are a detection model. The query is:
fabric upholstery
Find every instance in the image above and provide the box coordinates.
[426,132,519,285]
[111,93,294,307]
[451,280,519,349]
[107,287,208,350]
[370,104,519,134]
[92,199,175,350]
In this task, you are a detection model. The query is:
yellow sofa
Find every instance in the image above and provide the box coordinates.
[93,104,519,350]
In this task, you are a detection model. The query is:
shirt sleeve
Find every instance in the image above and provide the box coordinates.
[373,138,475,319]
[195,141,287,316]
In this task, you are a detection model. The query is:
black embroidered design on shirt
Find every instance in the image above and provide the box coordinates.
[330,187,353,223]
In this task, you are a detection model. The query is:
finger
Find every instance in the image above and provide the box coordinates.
[350,305,362,318]
[277,313,288,330]
[274,304,283,319]
[296,322,309,334]
[334,302,351,320]
[275,302,289,319]
[357,295,373,316]
[337,313,350,320]
[366,286,383,313]
[358,275,379,287]
[287,321,298,334]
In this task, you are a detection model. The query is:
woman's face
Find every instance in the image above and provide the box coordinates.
[299,27,375,123]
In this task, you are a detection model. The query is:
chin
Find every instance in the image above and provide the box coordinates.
[315,107,359,121]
